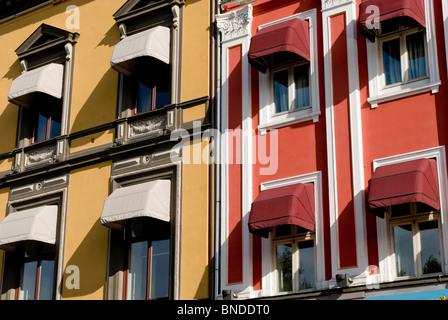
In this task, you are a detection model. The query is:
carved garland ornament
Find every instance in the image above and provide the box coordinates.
[25,146,56,166]
[129,115,167,137]
[216,5,253,42]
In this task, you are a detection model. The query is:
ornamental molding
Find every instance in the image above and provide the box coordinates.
[129,115,167,138]
[216,4,253,42]
[321,0,353,10]
[25,146,57,166]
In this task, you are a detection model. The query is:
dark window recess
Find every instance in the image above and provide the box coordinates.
[0,0,51,21]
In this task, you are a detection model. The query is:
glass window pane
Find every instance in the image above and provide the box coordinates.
[276,244,292,292]
[150,239,170,299]
[35,112,48,143]
[127,240,148,300]
[38,259,55,300]
[49,118,61,139]
[419,221,442,274]
[273,70,289,113]
[293,64,310,109]
[19,261,38,300]
[155,89,170,109]
[407,32,427,80]
[393,224,414,277]
[298,241,315,290]
[383,38,402,85]
[137,81,153,113]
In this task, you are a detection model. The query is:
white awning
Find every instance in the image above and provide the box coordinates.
[110,26,171,77]
[100,180,171,229]
[8,63,64,108]
[0,205,58,251]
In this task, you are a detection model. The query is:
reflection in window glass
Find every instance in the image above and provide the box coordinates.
[407,32,427,81]
[127,240,148,300]
[150,239,170,299]
[383,38,402,85]
[393,224,414,277]
[19,261,38,300]
[298,241,315,290]
[38,259,55,300]
[273,70,289,113]
[420,221,442,274]
[293,64,310,109]
[276,244,292,292]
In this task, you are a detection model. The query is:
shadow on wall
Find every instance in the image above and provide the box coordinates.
[62,218,109,299]
[70,68,118,133]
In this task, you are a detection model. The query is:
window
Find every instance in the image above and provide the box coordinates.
[363,1,441,108]
[123,218,171,300]
[254,10,320,133]
[8,24,78,150]
[380,27,428,88]
[24,94,62,144]
[388,202,442,279]
[112,0,179,120]
[273,225,316,293]
[130,70,171,115]
[272,61,310,114]
[16,242,56,300]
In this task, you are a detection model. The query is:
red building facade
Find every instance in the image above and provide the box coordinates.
[215,0,448,300]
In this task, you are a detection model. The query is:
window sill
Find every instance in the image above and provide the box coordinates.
[258,110,320,135]
[368,80,441,108]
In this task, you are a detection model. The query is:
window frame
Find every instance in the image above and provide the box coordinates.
[271,226,316,294]
[269,59,312,116]
[15,242,56,300]
[257,171,326,297]
[378,27,429,90]
[373,147,448,284]
[365,0,440,108]
[122,218,171,300]
[257,9,320,134]
[386,203,443,280]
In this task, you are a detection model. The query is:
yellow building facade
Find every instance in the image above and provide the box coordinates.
[0,0,213,300]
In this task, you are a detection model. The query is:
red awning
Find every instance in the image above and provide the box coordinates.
[248,18,310,74]
[359,0,426,42]
[248,183,314,238]
[367,159,439,218]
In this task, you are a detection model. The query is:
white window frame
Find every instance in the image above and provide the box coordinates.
[258,9,320,135]
[270,60,311,115]
[257,171,326,298]
[373,146,448,283]
[387,204,443,280]
[272,227,316,294]
[378,28,429,89]
[365,0,440,108]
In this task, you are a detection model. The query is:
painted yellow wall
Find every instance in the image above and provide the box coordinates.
[70,129,115,153]
[63,161,111,300]
[0,158,13,174]
[181,0,211,102]
[0,0,122,143]
[183,103,206,123]
[0,188,9,278]
[181,139,210,299]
